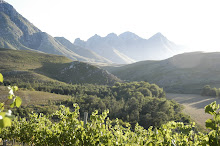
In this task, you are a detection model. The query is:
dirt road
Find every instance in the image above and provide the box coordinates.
[166,93,220,128]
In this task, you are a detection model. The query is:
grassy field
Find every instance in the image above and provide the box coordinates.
[166,93,220,128]
[0,86,71,106]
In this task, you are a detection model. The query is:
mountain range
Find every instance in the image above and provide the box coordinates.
[0,1,186,64]
[1,1,220,95]
[74,32,186,64]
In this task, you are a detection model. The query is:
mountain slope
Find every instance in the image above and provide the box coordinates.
[74,34,135,64]
[107,52,220,93]
[0,1,107,63]
[74,31,186,64]
[0,48,121,85]
[55,37,112,64]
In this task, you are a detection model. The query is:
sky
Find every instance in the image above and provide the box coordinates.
[4,0,220,52]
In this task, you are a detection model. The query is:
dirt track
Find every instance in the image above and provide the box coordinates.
[166,93,220,128]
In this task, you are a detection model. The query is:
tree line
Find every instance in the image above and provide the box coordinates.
[8,81,191,129]
[201,85,220,97]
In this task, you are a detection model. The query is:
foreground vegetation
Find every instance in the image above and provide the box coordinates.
[1,102,220,145]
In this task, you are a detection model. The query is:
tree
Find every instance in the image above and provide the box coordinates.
[201,85,211,96]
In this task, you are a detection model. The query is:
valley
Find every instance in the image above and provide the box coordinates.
[0,0,220,145]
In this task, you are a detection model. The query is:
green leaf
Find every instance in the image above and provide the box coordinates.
[204,136,209,142]
[205,119,216,130]
[3,117,11,127]
[12,86,18,92]
[0,120,3,129]
[8,95,13,99]
[0,112,6,118]
[0,103,4,108]
[0,104,3,112]
[15,96,22,107]
[0,106,4,112]
[0,73,3,83]
[216,114,220,124]
[0,117,11,128]
[10,102,15,108]
[205,103,215,115]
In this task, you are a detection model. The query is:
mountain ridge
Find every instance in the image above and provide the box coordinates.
[55,37,112,63]
[106,51,220,93]
[0,2,112,64]
[74,31,186,64]
[0,1,187,65]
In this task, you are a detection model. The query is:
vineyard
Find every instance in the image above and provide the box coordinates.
[0,102,220,145]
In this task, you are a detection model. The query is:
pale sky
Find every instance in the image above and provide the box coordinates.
[4,0,220,52]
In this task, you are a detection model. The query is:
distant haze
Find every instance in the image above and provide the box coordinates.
[4,0,220,52]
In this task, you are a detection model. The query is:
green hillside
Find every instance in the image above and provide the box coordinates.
[0,49,121,85]
[108,52,220,93]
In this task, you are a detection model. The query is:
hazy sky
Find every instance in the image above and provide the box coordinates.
[4,0,220,51]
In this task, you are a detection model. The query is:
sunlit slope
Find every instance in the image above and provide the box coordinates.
[0,49,121,85]
[0,2,110,63]
[0,86,70,106]
[55,37,112,64]
[109,52,220,93]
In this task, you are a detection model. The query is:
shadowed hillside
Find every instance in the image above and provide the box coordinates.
[107,52,220,93]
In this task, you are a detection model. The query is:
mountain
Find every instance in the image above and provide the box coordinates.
[106,52,220,93]
[0,1,112,63]
[75,34,135,64]
[0,48,121,85]
[74,31,186,64]
[55,37,112,64]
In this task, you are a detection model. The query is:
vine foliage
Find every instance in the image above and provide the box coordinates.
[0,73,22,131]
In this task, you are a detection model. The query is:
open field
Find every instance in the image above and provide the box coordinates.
[166,93,220,128]
[0,86,71,106]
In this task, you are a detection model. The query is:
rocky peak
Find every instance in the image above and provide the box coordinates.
[0,0,7,4]
[148,32,167,42]
[106,33,118,39]
[87,34,102,44]
[105,33,119,44]
[89,34,101,40]
[119,31,142,41]
[0,1,18,17]
[74,38,86,48]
